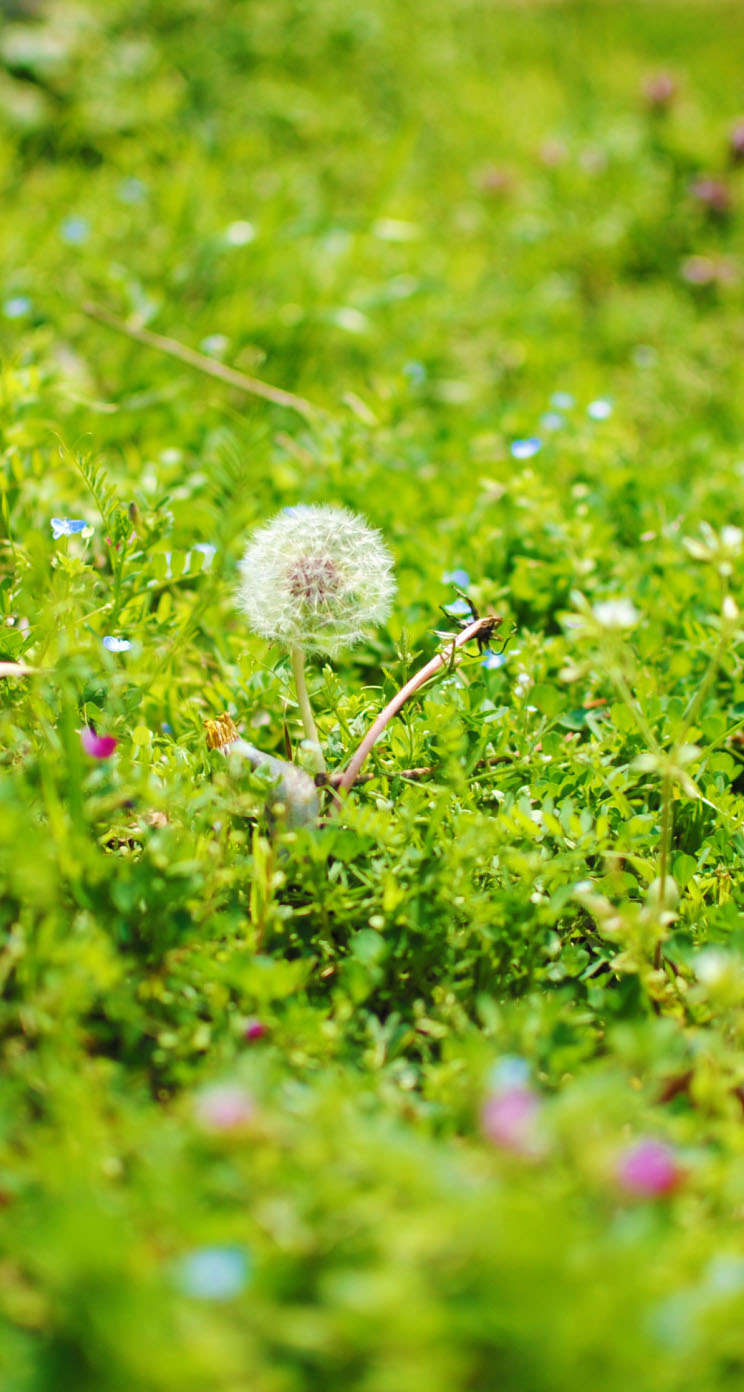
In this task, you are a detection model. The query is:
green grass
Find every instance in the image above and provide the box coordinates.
[3,1,744,1387]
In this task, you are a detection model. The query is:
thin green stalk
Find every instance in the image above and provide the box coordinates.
[290,646,325,773]
[654,770,673,969]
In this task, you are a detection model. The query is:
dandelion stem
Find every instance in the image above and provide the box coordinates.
[337,615,499,793]
[290,646,326,773]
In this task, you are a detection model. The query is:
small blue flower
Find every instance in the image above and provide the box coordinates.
[281,505,314,517]
[193,543,217,567]
[587,398,613,420]
[403,361,427,384]
[540,411,565,432]
[488,1055,531,1093]
[510,437,542,460]
[3,296,32,320]
[117,177,147,204]
[550,392,575,410]
[59,216,90,245]
[442,568,470,588]
[199,334,229,356]
[482,649,507,670]
[444,598,472,617]
[176,1246,252,1301]
[51,518,88,539]
[102,635,132,653]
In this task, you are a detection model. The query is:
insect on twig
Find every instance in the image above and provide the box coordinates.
[436,589,507,658]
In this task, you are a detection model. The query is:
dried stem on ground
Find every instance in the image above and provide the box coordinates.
[82,302,319,421]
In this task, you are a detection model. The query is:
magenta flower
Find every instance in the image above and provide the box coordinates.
[194,1083,255,1133]
[482,1086,541,1155]
[243,1018,267,1043]
[616,1139,682,1197]
[80,727,118,759]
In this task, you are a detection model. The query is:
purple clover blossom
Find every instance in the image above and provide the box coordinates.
[482,1086,541,1155]
[102,636,132,653]
[616,1139,682,1197]
[51,518,88,539]
[510,437,542,460]
[80,728,118,759]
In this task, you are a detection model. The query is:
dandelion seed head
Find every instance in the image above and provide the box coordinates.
[237,505,396,656]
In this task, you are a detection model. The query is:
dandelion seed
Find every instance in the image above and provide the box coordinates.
[237,505,395,771]
[80,728,117,759]
[102,636,132,653]
[176,1246,252,1301]
[587,399,613,421]
[238,505,395,658]
[510,437,542,460]
[51,518,88,539]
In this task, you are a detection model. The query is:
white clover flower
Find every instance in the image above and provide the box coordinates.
[237,504,395,657]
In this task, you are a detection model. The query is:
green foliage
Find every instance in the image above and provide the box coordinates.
[3,0,744,1387]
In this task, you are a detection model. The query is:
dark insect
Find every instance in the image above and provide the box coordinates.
[437,588,506,655]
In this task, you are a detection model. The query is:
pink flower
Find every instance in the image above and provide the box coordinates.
[730,120,744,164]
[616,1139,682,1197]
[80,727,118,759]
[243,1018,267,1042]
[194,1084,255,1133]
[482,1087,541,1155]
[690,175,732,217]
[642,72,677,111]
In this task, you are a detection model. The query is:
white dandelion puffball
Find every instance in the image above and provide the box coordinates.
[237,504,396,655]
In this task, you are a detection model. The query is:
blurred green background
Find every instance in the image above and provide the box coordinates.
[3,2,744,1389]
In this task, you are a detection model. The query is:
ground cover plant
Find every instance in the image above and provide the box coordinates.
[3,0,744,1387]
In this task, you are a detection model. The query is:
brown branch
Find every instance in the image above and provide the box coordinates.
[82,302,319,422]
[336,616,501,794]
